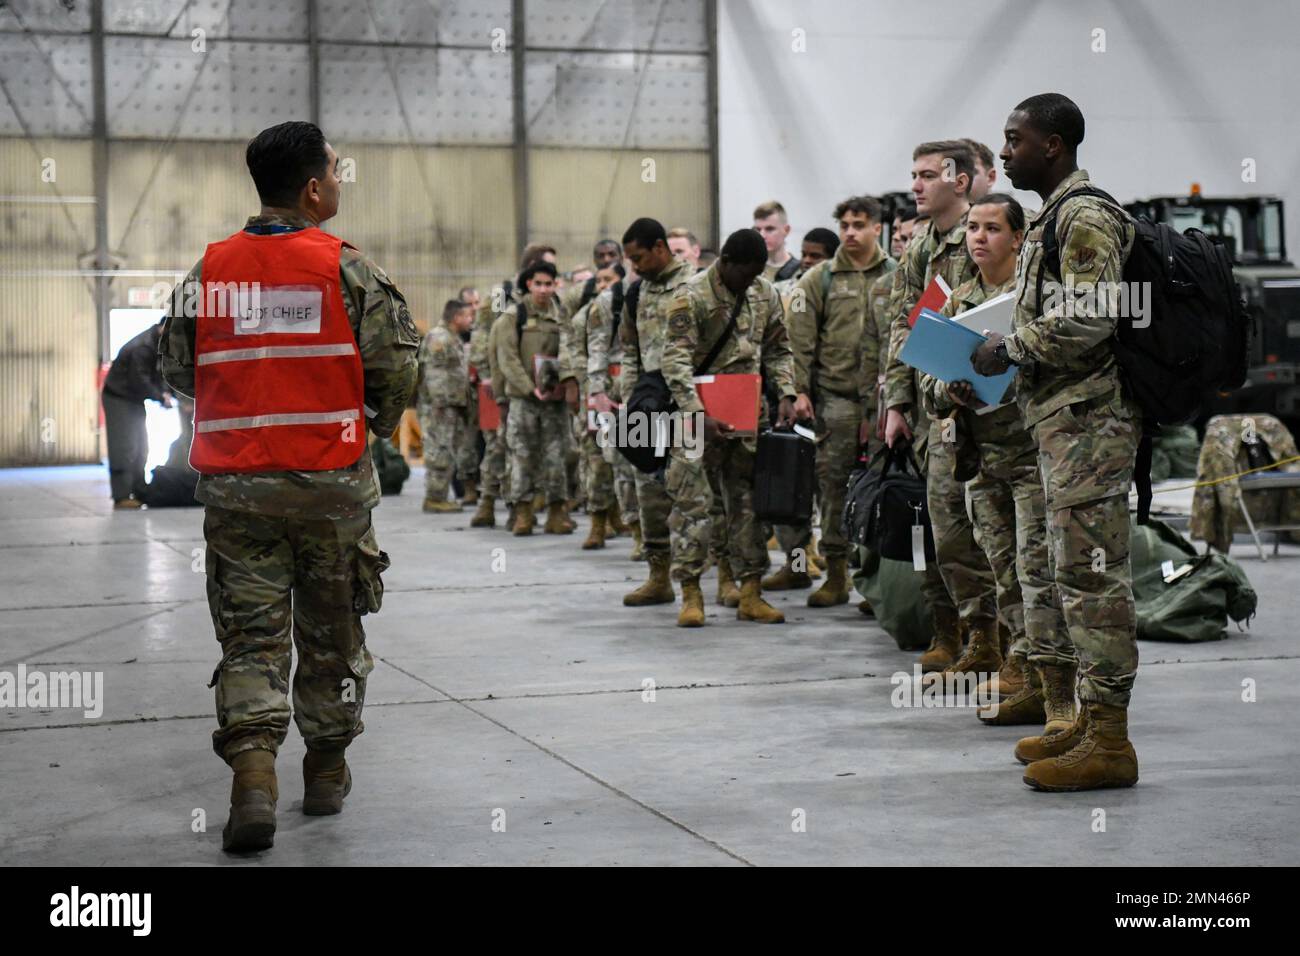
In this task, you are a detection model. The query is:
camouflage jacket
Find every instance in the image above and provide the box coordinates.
[493,294,573,400]
[585,284,626,399]
[788,242,895,410]
[620,257,694,384]
[919,274,1032,474]
[662,264,796,417]
[418,323,470,408]
[1190,414,1300,552]
[1003,169,1135,427]
[862,263,899,418]
[158,213,419,518]
[883,212,978,416]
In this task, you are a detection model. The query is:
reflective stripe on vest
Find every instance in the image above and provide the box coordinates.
[190,228,366,475]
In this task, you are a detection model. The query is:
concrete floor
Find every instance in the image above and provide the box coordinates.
[1,465,1297,866]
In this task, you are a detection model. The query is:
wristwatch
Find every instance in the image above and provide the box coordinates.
[993,341,1016,368]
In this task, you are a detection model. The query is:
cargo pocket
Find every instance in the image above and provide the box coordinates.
[352,524,391,616]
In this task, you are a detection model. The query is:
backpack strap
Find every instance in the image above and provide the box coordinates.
[1135,430,1154,525]
[624,279,643,370]
[775,256,800,282]
[515,301,528,344]
[694,292,747,377]
[1036,184,1126,300]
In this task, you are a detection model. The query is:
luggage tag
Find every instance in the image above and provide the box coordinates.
[1160,559,1194,584]
[792,424,816,442]
[912,505,927,572]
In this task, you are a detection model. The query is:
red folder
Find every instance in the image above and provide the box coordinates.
[477,382,500,430]
[693,373,762,436]
[906,275,952,328]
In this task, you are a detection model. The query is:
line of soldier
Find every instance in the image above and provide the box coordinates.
[417,92,1141,795]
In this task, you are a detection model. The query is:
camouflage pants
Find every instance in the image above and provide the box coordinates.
[582,428,616,512]
[507,396,569,505]
[419,403,477,499]
[634,464,672,555]
[809,394,861,559]
[203,506,385,762]
[666,436,766,581]
[608,447,641,526]
[968,455,1070,665]
[481,421,511,500]
[926,417,998,630]
[1031,393,1140,708]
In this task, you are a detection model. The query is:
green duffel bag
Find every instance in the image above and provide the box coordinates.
[1156,424,1201,479]
[1131,518,1257,642]
[852,547,933,650]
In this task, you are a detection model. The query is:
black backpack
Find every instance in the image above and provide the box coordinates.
[138,464,200,507]
[841,442,935,564]
[1039,184,1250,521]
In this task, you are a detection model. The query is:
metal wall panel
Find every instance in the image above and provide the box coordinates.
[0,33,94,137]
[0,138,100,466]
[527,0,707,52]
[529,146,711,268]
[525,51,707,149]
[105,37,311,139]
[320,44,512,145]
[315,0,512,46]
[0,0,90,34]
[105,0,310,40]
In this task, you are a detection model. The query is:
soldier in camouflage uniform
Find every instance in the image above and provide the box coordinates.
[570,262,625,548]
[973,94,1139,791]
[620,219,697,607]
[778,198,894,606]
[493,260,578,535]
[883,141,997,673]
[417,299,476,513]
[662,229,799,627]
[158,122,418,851]
[585,269,642,556]
[916,196,1071,720]
[457,286,482,505]
[470,245,559,528]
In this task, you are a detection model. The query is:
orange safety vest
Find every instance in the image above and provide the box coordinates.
[190,227,365,474]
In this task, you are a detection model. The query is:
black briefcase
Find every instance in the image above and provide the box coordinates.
[753,429,816,524]
[841,442,935,563]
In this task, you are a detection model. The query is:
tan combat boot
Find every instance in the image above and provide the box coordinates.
[677,576,705,627]
[737,575,785,623]
[918,608,961,672]
[423,494,462,513]
[623,552,675,606]
[607,507,628,538]
[460,479,479,506]
[511,500,535,536]
[976,654,1028,700]
[302,749,352,815]
[1015,702,1090,765]
[470,494,496,527]
[977,663,1046,726]
[1012,663,1078,760]
[1023,702,1138,791]
[762,557,813,591]
[532,493,545,512]
[628,520,645,561]
[504,503,516,530]
[223,749,278,853]
[857,599,874,616]
[716,558,741,608]
[922,623,1002,689]
[582,510,608,550]
[544,501,574,534]
[807,556,850,607]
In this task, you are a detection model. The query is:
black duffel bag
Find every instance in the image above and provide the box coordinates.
[841,441,935,564]
[753,428,816,524]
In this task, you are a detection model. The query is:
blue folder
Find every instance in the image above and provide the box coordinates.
[897,307,1017,407]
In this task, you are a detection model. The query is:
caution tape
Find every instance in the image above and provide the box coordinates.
[1149,454,1300,494]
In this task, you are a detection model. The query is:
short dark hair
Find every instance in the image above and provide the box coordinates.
[803,227,840,257]
[720,228,767,266]
[1014,93,1085,150]
[832,195,883,224]
[962,138,995,172]
[622,217,667,250]
[442,298,471,323]
[518,260,558,288]
[893,200,919,222]
[593,238,620,256]
[913,140,976,195]
[518,243,557,271]
[245,121,330,207]
[970,192,1026,233]
[457,286,478,301]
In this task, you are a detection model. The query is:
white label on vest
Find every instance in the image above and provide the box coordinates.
[235,286,322,335]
